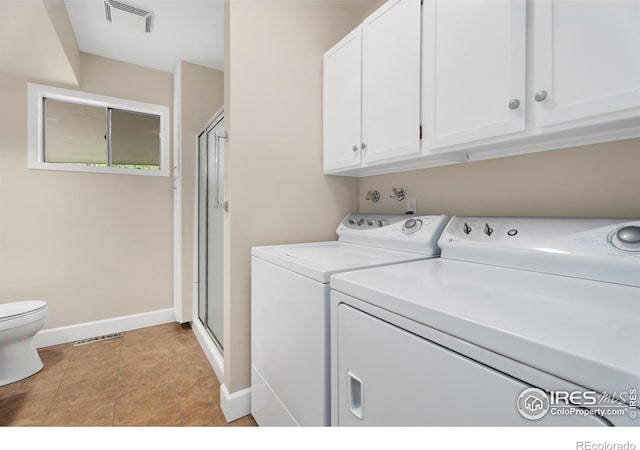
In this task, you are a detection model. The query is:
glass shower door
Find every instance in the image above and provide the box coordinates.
[197,114,225,351]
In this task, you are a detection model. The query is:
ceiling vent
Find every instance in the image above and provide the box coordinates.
[104,0,154,33]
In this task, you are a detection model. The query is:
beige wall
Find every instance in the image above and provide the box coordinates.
[0,0,79,86]
[0,52,174,330]
[359,138,640,218]
[178,62,224,321]
[42,0,80,83]
[223,0,376,392]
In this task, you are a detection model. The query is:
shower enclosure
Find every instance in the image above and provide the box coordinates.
[197,111,225,352]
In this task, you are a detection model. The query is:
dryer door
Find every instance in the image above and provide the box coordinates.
[336,304,609,426]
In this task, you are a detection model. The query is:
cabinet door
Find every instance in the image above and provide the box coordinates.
[323,28,362,173]
[337,304,609,426]
[532,0,640,128]
[361,0,421,164]
[423,0,526,150]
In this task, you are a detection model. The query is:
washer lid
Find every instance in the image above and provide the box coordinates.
[252,241,431,283]
[0,301,47,321]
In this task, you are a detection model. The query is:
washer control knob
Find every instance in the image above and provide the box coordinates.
[463,222,472,235]
[357,218,364,226]
[402,218,422,234]
[507,229,518,237]
[377,219,384,227]
[617,226,640,245]
[367,219,374,226]
[348,218,356,225]
[484,223,494,236]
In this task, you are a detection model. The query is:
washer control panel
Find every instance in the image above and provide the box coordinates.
[439,216,640,288]
[343,214,404,229]
[338,214,450,255]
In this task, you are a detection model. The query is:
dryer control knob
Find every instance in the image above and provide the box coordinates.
[617,226,640,245]
[357,218,364,226]
[484,223,494,236]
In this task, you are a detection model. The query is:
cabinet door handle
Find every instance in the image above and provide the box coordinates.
[361,143,367,150]
[508,98,520,110]
[347,370,364,420]
[352,145,358,152]
[534,90,548,102]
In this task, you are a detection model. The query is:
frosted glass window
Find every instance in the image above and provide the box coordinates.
[44,99,107,165]
[41,99,161,171]
[111,109,160,169]
[29,83,169,176]
[36,92,162,171]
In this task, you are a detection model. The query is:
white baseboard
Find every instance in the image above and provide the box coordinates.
[220,384,251,423]
[34,308,175,348]
[191,319,224,383]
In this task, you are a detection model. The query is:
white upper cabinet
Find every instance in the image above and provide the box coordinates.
[422,0,526,150]
[532,0,640,128]
[424,0,640,156]
[361,0,421,164]
[324,0,640,177]
[323,28,363,172]
[323,0,421,174]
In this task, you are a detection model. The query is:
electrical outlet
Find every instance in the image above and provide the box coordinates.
[406,198,417,214]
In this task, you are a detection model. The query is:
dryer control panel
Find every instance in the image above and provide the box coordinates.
[439,216,640,288]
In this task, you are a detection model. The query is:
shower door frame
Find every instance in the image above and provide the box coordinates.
[195,108,225,355]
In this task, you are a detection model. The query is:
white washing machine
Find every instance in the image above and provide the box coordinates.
[330,216,640,426]
[251,213,449,426]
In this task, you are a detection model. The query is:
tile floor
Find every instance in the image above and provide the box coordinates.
[0,322,257,427]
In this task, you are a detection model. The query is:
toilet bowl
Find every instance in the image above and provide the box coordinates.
[0,301,48,386]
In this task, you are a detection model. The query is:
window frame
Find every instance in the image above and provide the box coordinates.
[28,83,170,177]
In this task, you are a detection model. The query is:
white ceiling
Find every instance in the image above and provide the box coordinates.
[64,0,224,73]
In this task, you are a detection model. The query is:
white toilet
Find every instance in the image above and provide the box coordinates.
[0,301,48,386]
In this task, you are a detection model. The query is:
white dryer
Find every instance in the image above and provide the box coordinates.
[251,214,449,426]
[330,216,640,426]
